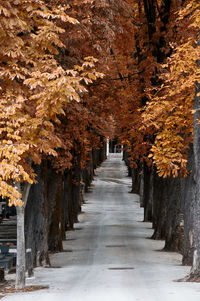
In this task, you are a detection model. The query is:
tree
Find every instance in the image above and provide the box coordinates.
[3,0,200,287]
[0,0,103,289]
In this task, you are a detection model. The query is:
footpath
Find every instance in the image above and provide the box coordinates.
[4,154,200,301]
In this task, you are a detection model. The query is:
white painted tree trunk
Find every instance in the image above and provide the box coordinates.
[15,182,31,290]
[106,138,109,156]
[16,205,25,289]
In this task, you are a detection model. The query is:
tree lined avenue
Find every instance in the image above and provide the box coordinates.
[1,0,200,293]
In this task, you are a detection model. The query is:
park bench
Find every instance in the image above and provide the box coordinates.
[0,245,14,270]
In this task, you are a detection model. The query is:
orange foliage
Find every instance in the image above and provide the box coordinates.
[0,0,103,205]
[114,0,199,177]
[1,0,199,206]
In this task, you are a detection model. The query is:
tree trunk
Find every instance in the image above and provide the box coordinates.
[62,170,70,234]
[181,144,195,265]
[72,153,81,223]
[139,166,144,207]
[16,206,25,290]
[47,169,63,252]
[92,148,100,170]
[163,177,183,253]
[151,173,167,240]
[189,61,200,278]
[131,166,140,194]
[66,170,74,230]
[15,182,31,290]
[99,140,107,163]
[151,173,183,252]
[143,165,153,222]
[25,163,50,268]
[47,168,63,251]
[82,155,94,192]
[123,148,132,177]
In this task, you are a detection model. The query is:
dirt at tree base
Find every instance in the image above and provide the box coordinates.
[175,273,200,283]
[0,280,48,298]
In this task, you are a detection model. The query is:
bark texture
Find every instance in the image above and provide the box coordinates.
[143,165,153,222]
[47,167,64,252]
[123,149,132,177]
[131,166,141,194]
[16,182,31,289]
[189,74,200,279]
[151,173,167,240]
[163,177,183,253]
[181,144,195,266]
[25,163,50,267]
[16,206,25,289]
[72,152,82,223]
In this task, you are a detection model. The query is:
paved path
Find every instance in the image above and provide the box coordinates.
[4,154,200,301]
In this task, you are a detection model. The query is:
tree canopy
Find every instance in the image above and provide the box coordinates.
[0,0,199,206]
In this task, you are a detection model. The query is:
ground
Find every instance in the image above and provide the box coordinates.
[3,154,200,300]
